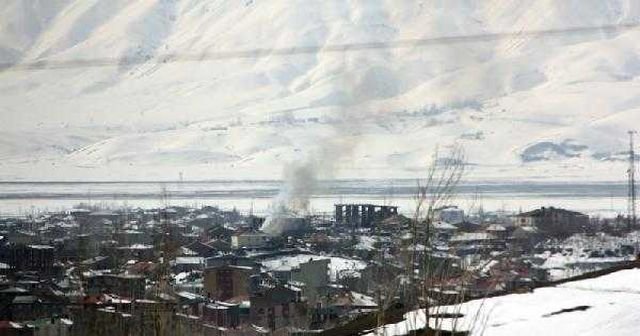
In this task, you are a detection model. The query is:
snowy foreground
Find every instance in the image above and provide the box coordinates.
[367,268,640,336]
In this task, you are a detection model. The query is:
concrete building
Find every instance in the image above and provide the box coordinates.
[86,273,146,299]
[271,258,330,304]
[114,230,149,246]
[449,232,504,256]
[485,224,508,239]
[0,244,56,274]
[205,255,258,269]
[250,285,306,331]
[231,233,270,249]
[203,265,255,301]
[334,204,399,228]
[514,207,589,236]
[435,206,465,224]
[172,256,205,273]
[110,244,155,261]
[202,301,240,328]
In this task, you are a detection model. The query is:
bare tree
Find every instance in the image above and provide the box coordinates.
[370,145,467,335]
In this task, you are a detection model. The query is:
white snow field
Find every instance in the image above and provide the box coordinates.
[366,267,640,336]
[1,1,640,181]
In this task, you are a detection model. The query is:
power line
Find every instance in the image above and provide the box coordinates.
[1,21,639,72]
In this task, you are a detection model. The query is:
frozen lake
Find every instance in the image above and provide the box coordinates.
[0,180,629,217]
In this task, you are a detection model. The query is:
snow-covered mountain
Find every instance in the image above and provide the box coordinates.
[1,0,640,181]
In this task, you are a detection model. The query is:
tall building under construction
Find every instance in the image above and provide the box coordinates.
[334,204,399,228]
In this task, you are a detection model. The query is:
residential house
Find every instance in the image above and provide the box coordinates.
[250,285,306,331]
[514,207,589,236]
[203,265,256,301]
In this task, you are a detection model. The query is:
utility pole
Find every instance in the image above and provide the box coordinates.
[628,131,637,230]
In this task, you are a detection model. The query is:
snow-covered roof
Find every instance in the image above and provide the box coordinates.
[176,291,205,301]
[174,257,204,265]
[27,244,54,249]
[405,244,428,252]
[354,236,377,250]
[433,221,457,230]
[351,291,377,307]
[486,224,507,232]
[450,232,496,242]
[119,244,153,250]
[261,254,367,281]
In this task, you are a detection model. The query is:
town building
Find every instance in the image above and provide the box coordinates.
[203,265,256,301]
[202,301,241,328]
[231,233,270,249]
[250,284,307,331]
[514,207,589,236]
[334,204,399,228]
[0,244,56,274]
[270,258,330,304]
[86,273,146,299]
[435,206,465,224]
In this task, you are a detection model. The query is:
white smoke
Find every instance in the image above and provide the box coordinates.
[277,160,319,214]
[261,52,399,236]
[261,143,343,235]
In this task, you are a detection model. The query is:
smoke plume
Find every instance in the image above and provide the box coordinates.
[261,52,398,235]
[261,139,347,235]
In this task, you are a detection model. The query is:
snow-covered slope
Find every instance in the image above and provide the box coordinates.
[367,268,640,336]
[1,0,640,181]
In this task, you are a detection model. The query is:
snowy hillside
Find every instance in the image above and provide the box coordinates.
[367,268,640,336]
[1,0,640,181]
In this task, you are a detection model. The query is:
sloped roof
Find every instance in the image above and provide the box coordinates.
[486,224,507,232]
[450,232,497,242]
[433,221,458,230]
[518,207,586,217]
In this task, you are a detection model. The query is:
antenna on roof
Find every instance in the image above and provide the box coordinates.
[628,130,637,231]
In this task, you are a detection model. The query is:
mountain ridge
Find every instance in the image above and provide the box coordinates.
[1,0,639,181]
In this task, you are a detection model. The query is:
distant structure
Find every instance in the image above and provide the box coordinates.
[334,204,398,228]
[628,130,637,230]
[204,264,255,300]
[231,232,270,249]
[261,216,307,236]
[514,207,589,236]
[434,206,465,224]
